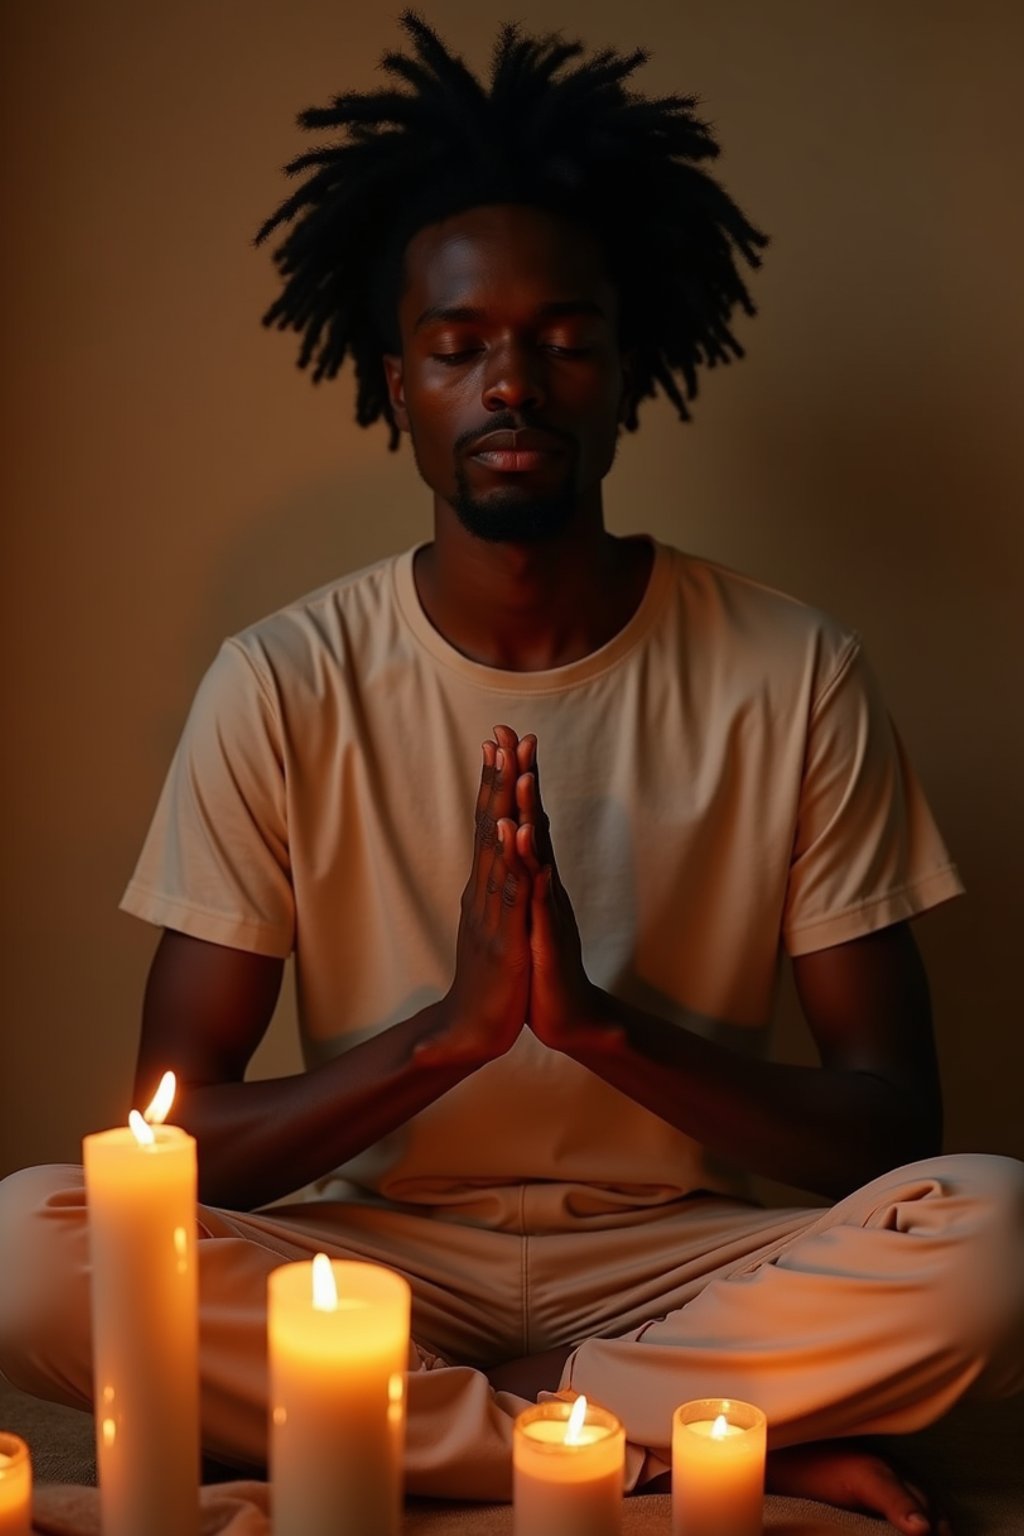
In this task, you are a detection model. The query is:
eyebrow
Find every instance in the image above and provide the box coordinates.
[413,299,607,332]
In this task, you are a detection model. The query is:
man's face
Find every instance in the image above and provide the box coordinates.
[382,203,630,543]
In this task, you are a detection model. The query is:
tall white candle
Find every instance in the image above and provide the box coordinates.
[269,1255,411,1536]
[0,1434,31,1536]
[514,1397,625,1536]
[83,1075,198,1536]
[672,1398,766,1536]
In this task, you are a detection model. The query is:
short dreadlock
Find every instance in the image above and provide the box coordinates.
[255,10,768,450]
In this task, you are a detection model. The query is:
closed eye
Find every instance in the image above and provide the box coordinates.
[431,344,592,365]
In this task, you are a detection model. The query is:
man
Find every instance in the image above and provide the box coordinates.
[1,15,1021,1532]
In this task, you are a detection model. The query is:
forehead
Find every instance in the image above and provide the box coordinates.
[398,203,617,327]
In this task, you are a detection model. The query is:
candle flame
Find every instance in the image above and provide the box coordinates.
[128,1109,155,1146]
[311,1252,338,1311]
[711,1413,730,1439]
[565,1394,589,1445]
[144,1071,176,1125]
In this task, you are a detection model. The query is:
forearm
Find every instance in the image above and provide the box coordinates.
[175,1001,472,1209]
[569,989,939,1199]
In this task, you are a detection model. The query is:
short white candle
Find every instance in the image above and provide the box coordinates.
[514,1397,625,1536]
[269,1255,411,1536]
[672,1398,766,1536]
[0,1434,31,1536]
[83,1075,199,1536]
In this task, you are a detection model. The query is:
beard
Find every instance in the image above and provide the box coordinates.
[448,423,583,543]
[449,456,579,544]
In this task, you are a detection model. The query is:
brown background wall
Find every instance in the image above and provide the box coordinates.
[2,1,1021,1184]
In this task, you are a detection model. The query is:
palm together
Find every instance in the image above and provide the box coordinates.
[416,722,625,1068]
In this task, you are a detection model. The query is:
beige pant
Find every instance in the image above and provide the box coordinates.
[1,1154,1022,1500]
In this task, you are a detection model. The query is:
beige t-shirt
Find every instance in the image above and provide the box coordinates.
[121,540,963,1209]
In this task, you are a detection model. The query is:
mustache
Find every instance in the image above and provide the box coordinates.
[454,414,573,455]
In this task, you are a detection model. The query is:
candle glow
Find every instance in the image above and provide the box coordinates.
[671,1398,766,1536]
[311,1252,338,1311]
[565,1394,588,1445]
[513,1398,625,1536]
[144,1071,177,1125]
[269,1257,411,1536]
[0,1432,31,1536]
[127,1110,154,1146]
[83,1079,199,1536]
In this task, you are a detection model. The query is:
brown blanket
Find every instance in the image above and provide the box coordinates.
[29,1482,902,1535]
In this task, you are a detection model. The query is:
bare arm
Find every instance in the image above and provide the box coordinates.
[565,923,941,1199]
[133,930,474,1209]
[133,735,535,1210]
[511,727,942,1200]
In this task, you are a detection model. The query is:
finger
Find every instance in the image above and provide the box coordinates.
[472,742,503,912]
[516,733,537,774]
[492,727,525,819]
[476,739,517,856]
[492,723,520,765]
[485,819,527,926]
[474,739,497,826]
[516,772,554,867]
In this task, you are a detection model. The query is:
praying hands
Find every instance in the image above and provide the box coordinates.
[412,723,625,1070]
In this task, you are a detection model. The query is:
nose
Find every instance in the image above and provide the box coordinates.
[482,340,546,414]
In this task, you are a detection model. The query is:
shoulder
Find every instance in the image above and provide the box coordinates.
[656,543,861,704]
[223,546,416,699]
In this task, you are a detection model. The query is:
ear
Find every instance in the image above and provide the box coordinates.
[381,353,410,434]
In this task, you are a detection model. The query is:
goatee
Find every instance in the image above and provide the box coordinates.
[450,465,578,544]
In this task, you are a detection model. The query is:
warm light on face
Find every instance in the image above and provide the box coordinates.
[565,1394,589,1445]
[311,1252,338,1312]
[128,1109,155,1146]
[144,1070,177,1125]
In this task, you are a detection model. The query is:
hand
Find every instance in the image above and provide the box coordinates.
[413,731,532,1069]
[515,739,625,1057]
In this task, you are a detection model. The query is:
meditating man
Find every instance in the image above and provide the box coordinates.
[1,15,1021,1533]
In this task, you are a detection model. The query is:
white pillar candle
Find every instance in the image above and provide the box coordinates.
[672,1398,766,1536]
[83,1076,198,1536]
[514,1396,625,1536]
[269,1255,411,1536]
[0,1434,31,1536]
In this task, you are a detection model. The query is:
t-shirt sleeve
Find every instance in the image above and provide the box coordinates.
[119,638,294,957]
[781,636,964,956]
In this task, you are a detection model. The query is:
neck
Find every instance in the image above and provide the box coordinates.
[414,504,652,672]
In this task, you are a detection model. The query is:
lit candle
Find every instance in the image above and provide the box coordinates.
[513,1395,625,1536]
[269,1255,411,1536]
[672,1398,766,1536]
[0,1434,31,1536]
[82,1072,198,1536]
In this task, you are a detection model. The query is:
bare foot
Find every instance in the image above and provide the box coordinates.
[485,1344,574,1399]
[642,1439,951,1533]
[767,1440,951,1535]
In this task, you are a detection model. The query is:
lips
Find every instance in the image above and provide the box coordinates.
[466,428,566,474]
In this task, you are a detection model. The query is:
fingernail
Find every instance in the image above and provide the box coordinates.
[495,748,504,771]
[906,1516,928,1532]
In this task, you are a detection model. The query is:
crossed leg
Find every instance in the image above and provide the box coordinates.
[1,1152,1021,1515]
